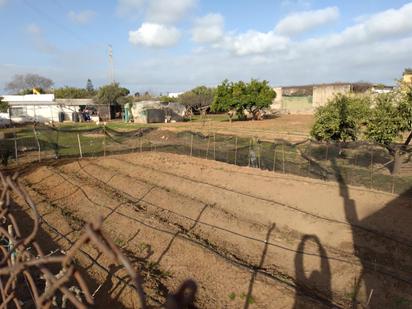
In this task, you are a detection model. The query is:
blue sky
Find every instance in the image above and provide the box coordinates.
[1,0,412,93]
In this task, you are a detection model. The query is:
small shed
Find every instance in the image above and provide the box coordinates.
[131,101,185,124]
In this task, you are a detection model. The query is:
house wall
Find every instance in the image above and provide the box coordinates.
[271,87,283,110]
[9,104,79,123]
[312,84,351,107]
[403,73,412,85]
[281,96,313,114]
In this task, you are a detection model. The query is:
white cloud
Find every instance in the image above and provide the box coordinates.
[26,23,58,54]
[192,13,224,44]
[116,0,145,18]
[275,6,339,36]
[146,0,196,24]
[128,22,181,47]
[68,10,96,25]
[223,30,289,56]
[306,2,412,48]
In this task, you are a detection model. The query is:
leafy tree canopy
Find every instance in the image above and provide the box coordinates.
[366,86,412,147]
[178,86,215,113]
[5,74,54,94]
[86,79,94,92]
[311,94,370,143]
[0,97,9,113]
[211,79,276,120]
[95,83,130,105]
[54,86,96,99]
[159,96,177,103]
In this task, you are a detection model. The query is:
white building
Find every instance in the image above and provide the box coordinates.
[167,92,184,98]
[1,94,94,123]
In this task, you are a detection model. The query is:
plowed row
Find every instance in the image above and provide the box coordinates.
[16,152,412,308]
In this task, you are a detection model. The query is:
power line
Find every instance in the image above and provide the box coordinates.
[21,0,86,44]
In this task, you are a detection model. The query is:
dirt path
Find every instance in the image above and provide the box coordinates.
[18,152,412,308]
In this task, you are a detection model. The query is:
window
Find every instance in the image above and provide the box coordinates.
[10,107,26,117]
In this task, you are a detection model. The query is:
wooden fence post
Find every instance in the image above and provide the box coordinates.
[77,133,83,159]
[282,143,285,174]
[273,145,277,172]
[140,137,143,153]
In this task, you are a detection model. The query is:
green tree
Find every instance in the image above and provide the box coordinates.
[159,95,177,103]
[366,86,412,174]
[311,94,370,143]
[0,97,9,113]
[95,83,130,106]
[86,79,94,92]
[54,87,95,99]
[179,86,215,115]
[211,79,276,121]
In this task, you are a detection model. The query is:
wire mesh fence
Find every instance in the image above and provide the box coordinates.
[0,171,198,308]
[1,124,411,195]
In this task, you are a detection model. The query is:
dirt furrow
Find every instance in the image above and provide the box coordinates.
[23,164,331,308]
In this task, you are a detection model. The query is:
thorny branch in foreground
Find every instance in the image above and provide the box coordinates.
[0,171,198,308]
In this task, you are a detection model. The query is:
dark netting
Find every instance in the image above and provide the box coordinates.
[1,124,411,195]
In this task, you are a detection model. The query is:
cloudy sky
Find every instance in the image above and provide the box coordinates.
[1,0,412,93]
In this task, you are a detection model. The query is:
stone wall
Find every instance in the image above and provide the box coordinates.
[312,84,351,108]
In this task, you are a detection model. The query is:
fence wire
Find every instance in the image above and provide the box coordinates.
[0,172,198,308]
[1,124,411,195]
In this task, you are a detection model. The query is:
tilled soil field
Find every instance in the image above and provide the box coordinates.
[14,152,412,308]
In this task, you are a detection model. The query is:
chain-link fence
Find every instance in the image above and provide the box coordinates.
[1,124,411,195]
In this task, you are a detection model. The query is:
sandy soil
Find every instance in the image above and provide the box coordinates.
[15,152,412,308]
[159,115,314,142]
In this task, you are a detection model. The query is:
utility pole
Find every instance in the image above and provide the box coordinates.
[108,44,115,84]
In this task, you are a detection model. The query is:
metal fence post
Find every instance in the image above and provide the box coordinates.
[77,133,83,159]
[206,135,210,159]
[33,126,41,162]
[213,132,216,160]
[248,139,252,167]
[103,126,106,157]
[234,136,238,165]
[370,147,374,190]
[190,133,193,157]
[13,127,18,165]
[307,141,311,176]
[55,127,59,159]
[391,174,395,194]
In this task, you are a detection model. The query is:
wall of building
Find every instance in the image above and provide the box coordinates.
[312,84,351,107]
[9,104,78,123]
[271,87,283,110]
[403,73,412,85]
[282,96,313,114]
